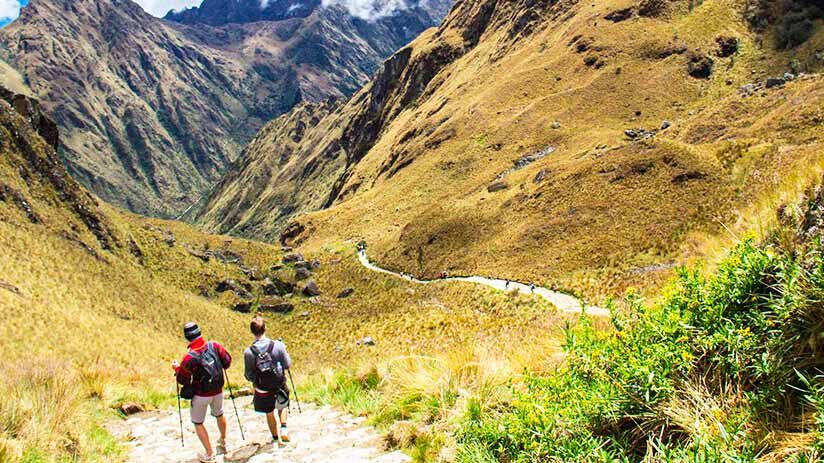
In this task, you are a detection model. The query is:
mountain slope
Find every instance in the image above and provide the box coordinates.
[198,0,824,300]
[0,0,449,217]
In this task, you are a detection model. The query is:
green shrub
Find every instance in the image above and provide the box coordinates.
[458,236,824,461]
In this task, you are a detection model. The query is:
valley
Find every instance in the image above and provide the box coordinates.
[1,0,824,462]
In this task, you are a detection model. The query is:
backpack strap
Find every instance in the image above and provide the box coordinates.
[250,343,261,357]
[267,340,276,356]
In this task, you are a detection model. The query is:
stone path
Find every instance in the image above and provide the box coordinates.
[108,395,410,463]
[358,249,610,317]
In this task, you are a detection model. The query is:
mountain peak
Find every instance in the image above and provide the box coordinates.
[164,0,320,25]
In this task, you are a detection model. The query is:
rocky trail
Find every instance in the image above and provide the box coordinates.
[358,250,610,317]
[108,395,410,463]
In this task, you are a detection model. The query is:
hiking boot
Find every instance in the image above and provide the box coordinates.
[198,453,216,463]
[216,438,226,455]
[280,426,290,443]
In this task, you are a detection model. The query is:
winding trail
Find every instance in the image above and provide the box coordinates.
[108,395,410,463]
[358,250,610,317]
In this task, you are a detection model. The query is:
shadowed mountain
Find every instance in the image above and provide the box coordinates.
[0,0,450,217]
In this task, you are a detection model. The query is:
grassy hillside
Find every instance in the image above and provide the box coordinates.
[199,0,824,304]
[0,88,589,462]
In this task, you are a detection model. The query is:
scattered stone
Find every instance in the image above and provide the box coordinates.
[311,259,321,270]
[295,268,312,280]
[766,73,795,89]
[259,301,294,314]
[0,280,20,295]
[715,35,739,57]
[672,170,706,183]
[638,0,667,17]
[660,120,672,130]
[283,253,305,264]
[232,301,252,313]
[280,221,306,246]
[280,246,293,253]
[184,245,210,262]
[294,261,311,270]
[302,280,321,297]
[624,128,657,140]
[128,239,144,263]
[337,288,355,298]
[551,121,562,129]
[215,279,252,299]
[261,278,294,297]
[487,181,509,193]
[301,311,310,318]
[119,403,144,416]
[239,265,261,281]
[605,7,634,22]
[533,169,547,184]
[356,336,376,347]
[687,52,714,79]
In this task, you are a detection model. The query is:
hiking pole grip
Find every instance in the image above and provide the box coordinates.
[176,381,184,447]
[224,369,245,441]
[287,369,301,414]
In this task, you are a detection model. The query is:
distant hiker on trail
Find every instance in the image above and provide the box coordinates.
[530,283,536,293]
[505,280,510,290]
[173,322,233,463]
[245,316,293,446]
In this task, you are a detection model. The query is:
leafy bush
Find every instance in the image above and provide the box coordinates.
[458,235,824,461]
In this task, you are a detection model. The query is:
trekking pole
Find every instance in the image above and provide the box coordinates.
[287,369,302,414]
[224,369,246,441]
[175,381,184,447]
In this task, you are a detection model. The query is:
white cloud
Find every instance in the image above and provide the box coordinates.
[134,0,203,17]
[322,0,411,21]
[0,0,21,20]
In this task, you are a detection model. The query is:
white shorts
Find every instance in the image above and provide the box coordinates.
[190,394,224,425]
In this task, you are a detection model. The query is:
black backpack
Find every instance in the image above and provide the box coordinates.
[250,341,285,392]
[189,342,225,394]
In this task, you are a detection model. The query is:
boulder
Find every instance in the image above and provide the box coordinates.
[232,302,252,313]
[302,280,321,297]
[295,268,312,280]
[715,35,739,57]
[259,301,294,314]
[337,288,355,298]
[311,259,321,269]
[119,403,144,415]
[215,279,252,299]
[687,52,714,79]
[487,181,509,193]
[293,260,311,270]
[356,336,376,346]
[261,278,294,296]
[239,265,261,281]
[283,253,305,264]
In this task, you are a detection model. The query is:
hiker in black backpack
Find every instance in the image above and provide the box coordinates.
[172,322,233,463]
[244,316,292,446]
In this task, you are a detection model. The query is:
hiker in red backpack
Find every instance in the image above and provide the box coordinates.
[244,316,292,446]
[172,322,233,463]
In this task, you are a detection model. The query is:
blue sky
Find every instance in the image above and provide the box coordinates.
[0,0,202,27]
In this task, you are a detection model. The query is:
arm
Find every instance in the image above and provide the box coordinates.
[243,348,256,384]
[175,355,193,386]
[278,341,292,370]
[215,341,232,369]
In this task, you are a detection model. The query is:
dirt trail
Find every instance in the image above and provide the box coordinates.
[108,395,409,463]
[358,249,610,317]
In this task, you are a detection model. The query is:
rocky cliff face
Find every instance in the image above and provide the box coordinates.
[0,86,118,251]
[0,0,450,217]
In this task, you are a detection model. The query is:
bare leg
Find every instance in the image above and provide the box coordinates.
[265,412,278,438]
[216,415,227,440]
[279,408,289,426]
[194,424,213,456]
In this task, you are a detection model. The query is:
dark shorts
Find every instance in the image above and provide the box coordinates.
[253,389,289,414]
